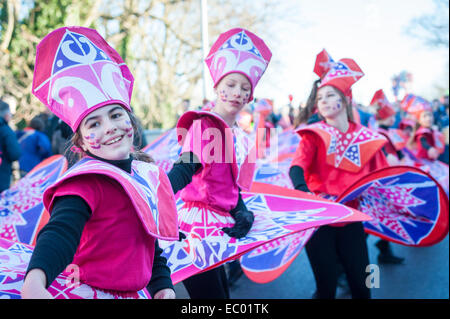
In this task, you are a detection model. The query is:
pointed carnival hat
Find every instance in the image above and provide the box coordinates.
[404,95,432,121]
[205,28,272,101]
[400,93,416,111]
[370,89,395,120]
[313,49,364,98]
[32,26,134,132]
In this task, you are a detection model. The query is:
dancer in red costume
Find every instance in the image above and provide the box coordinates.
[408,100,445,160]
[401,95,449,196]
[21,27,179,299]
[289,49,388,299]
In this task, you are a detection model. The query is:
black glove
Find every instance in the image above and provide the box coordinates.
[222,210,254,239]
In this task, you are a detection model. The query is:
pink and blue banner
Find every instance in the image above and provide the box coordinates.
[240,228,316,284]
[251,130,449,247]
[159,182,370,284]
[143,128,181,172]
[0,155,67,245]
[252,129,300,188]
[0,238,150,299]
[336,166,449,246]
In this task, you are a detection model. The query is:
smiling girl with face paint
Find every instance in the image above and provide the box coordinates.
[289,49,390,299]
[76,104,136,160]
[21,27,179,299]
[213,72,253,126]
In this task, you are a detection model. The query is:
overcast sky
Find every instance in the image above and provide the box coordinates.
[249,0,449,109]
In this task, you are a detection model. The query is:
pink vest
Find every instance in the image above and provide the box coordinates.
[176,111,256,212]
[43,157,179,293]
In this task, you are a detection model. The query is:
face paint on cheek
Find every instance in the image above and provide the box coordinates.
[84,134,101,149]
[124,120,134,137]
[219,90,228,102]
[84,133,94,140]
[124,126,133,138]
[243,93,250,104]
[90,141,101,149]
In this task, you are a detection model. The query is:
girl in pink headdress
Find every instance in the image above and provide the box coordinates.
[20,27,179,299]
[289,49,388,299]
[165,28,271,299]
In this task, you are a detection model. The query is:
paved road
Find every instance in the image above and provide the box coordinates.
[173,234,449,299]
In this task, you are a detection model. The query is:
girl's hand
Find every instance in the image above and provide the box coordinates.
[222,210,254,239]
[153,288,176,299]
[21,268,53,299]
[427,147,440,160]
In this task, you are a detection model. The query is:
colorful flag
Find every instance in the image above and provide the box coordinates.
[336,166,449,246]
[0,238,150,299]
[159,182,370,284]
[143,128,181,173]
[240,228,316,284]
[0,155,67,245]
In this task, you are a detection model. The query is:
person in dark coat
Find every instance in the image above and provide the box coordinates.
[16,116,52,177]
[0,99,21,192]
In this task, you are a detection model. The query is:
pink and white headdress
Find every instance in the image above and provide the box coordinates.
[32,26,134,132]
[205,28,272,101]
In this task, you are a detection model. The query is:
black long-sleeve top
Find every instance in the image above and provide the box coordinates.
[26,153,173,297]
[289,165,311,193]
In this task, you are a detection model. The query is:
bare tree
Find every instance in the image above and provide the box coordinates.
[95,0,296,129]
[406,0,449,48]
[1,0,299,129]
[0,0,101,127]
[405,0,449,97]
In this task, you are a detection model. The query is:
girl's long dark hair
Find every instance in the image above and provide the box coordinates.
[295,80,354,127]
[65,110,154,166]
[295,79,321,127]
